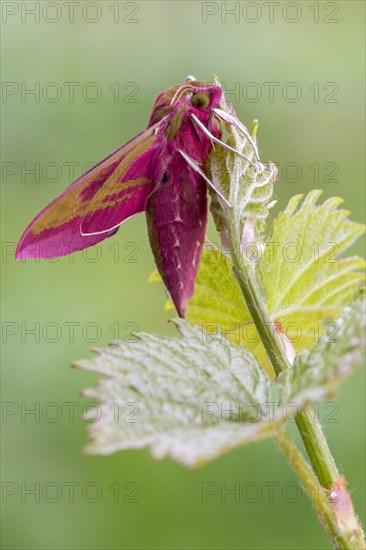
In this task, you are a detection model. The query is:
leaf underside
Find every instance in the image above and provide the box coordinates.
[208,119,277,242]
[76,297,365,466]
[76,320,277,466]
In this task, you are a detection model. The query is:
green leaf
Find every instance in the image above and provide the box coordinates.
[259,191,365,350]
[76,300,365,465]
[208,117,277,244]
[278,296,366,407]
[153,192,364,360]
[75,320,278,466]
[181,246,251,330]
[149,247,272,372]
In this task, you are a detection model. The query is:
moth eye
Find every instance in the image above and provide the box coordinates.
[191,92,210,109]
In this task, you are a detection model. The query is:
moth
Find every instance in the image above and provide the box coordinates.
[16,76,257,317]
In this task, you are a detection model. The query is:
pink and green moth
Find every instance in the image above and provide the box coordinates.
[16,76,256,317]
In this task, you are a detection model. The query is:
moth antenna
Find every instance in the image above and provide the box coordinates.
[179,149,232,208]
[213,108,260,161]
[190,114,258,168]
[170,84,195,106]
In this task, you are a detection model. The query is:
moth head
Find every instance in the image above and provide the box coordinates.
[168,82,222,110]
[191,91,210,108]
[190,85,222,110]
[150,82,222,126]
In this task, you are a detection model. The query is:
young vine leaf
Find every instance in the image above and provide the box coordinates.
[277,294,366,407]
[76,297,365,465]
[259,190,365,350]
[75,320,278,466]
[153,191,364,359]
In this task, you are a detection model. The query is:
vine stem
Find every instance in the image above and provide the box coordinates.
[226,213,365,549]
[275,430,352,549]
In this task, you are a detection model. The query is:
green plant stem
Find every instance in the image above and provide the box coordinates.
[295,406,338,489]
[274,430,362,549]
[227,215,365,549]
[274,430,365,550]
[231,241,338,487]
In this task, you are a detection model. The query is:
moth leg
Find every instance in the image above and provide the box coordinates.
[213,108,259,161]
[190,114,257,168]
[179,150,232,208]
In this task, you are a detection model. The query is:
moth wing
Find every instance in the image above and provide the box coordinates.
[146,151,208,317]
[80,125,163,235]
[16,126,161,259]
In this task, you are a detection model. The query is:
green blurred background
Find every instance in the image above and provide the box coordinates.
[1,1,365,548]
